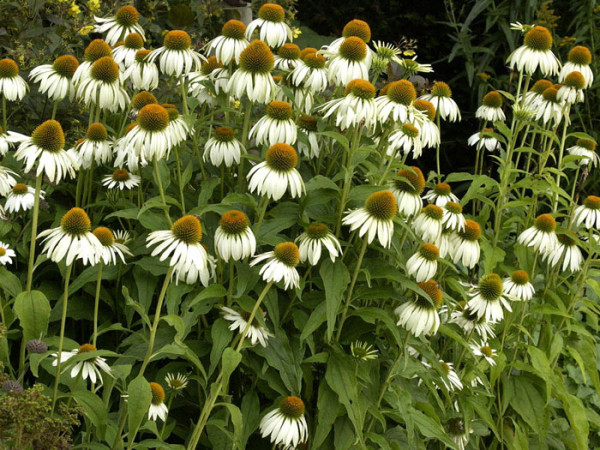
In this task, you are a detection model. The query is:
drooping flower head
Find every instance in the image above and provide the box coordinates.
[75,122,112,169]
[228,40,276,103]
[319,79,377,132]
[250,100,297,146]
[325,36,370,86]
[560,45,593,88]
[215,210,256,262]
[395,280,443,337]
[124,104,174,163]
[0,58,28,101]
[420,81,461,122]
[112,32,145,69]
[204,126,244,168]
[503,270,535,301]
[476,91,505,122]
[259,396,308,448]
[557,71,586,104]
[93,226,132,265]
[573,195,600,230]
[30,55,78,101]
[207,19,249,65]
[468,127,501,152]
[5,183,45,214]
[390,166,425,217]
[123,49,159,90]
[466,273,511,322]
[15,120,79,183]
[518,213,558,255]
[247,143,305,200]
[52,343,112,384]
[77,56,129,112]
[413,204,444,242]
[449,219,481,268]
[250,242,301,290]
[507,25,559,76]
[424,182,459,207]
[376,80,417,124]
[274,43,301,70]
[0,241,16,265]
[148,382,168,421]
[221,306,273,347]
[296,223,342,265]
[545,231,584,273]
[568,137,598,167]
[148,30,205,76]
[406,244,439,282]
[94,5,145,46]
[343,190,397,248]
[246,3,293,48]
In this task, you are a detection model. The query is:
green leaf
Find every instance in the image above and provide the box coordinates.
[127,376,152,444]
[319,259,350,341]
[553,372,589,449]
[0,266,22,298]
[510,376,546,438]
[209,319,233,375]
[318,131,349,151]
[215,402,243,449]
[527,346,551,403]
[73,390,108,439]
[305,175,340,192]
[221,348,242,391]
[13,290,51,342]
[300,302,327,342]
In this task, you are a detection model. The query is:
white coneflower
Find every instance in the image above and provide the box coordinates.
[413,204,444,243]
[475,91,505,122]
[387,123,423,158]
[442,202,465,232]
[130,90,158,115]
[246,3,292,48]
[573,195,600,229]
[560,45,593,88]
[467,128,501,152]
[545,232,584,272]
[518,213,558,254]
[558,71,586,104]
[124,104,174,162]
[522,79,552,109]
[73,39,113,84]
[221,306,272,347]
[398,57,433,76]
[420,81,461,122]
[77,56,129,113]
[372,40,402,68]
[470,341,497,365]
[274,43,301,70]
[343,190,397,248]
[250,242,300,290]
[147,382,168,422]
[248,143,305,201]
[165,372,188,392]
[113,230,131,245]
[389,166,425,217]
[0,241,15,265]
[319,79,378,132]
[423,182,459,207]
[94,5,145,46]
[449,301,496,340]
[0,126,27,156]
[204,126,244,167]
[449,219,481,268]
[327,19,372,54]
[187,56,222,106]
[250,100,297,146]
[436,360,463,391]
[112,33,145,70]
[535,86,564,125]
[296,223,342,265]
[228,40,276,104]
[568,138,598,167]
[52,343,112,384]
[296,115,320,158]
[260,396,308,448]
[102,168,141,190]
[29,55,79,101]
[113,127,138,171]
[123,49,159,90]
[324,36,370,86]
[92,227,131,265]
[350,341,378,361]
[503,270,535,301]
[15,120,78,183]
[214,210,256,262]
[207,19,249,65]
[75,122,112,169]
[376,80,417,124]
[0,59,28,101]
[0,166,17,196]
[406,244,439,282]
[290,52,328,93]
[148,30,205,77]
[5,183,44,213]
[507,25,559,76]
[447,417,472,450]
[146,215,210,285]
[37,207,102,266]
[466,274,511,322]
[162,104,191,147]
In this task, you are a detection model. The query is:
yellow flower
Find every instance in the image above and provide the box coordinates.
[476,72,491,82]
[233,100,241,109]
[68,2,81,16]
[79,25,94,35]
[88,0,100,12]
[292,27,302,39]
[403,49,415,57]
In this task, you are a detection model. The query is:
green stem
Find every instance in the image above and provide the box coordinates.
[179,76,189,115]
[335,238,368,342]
[174,147,186,213]
[51,263,73,413]
[51,102,59,120]
[253,196,269,236]
[435,114,442,181]
[2,95,6,131]
[139,266,174,377]
[25,174,43,292]
[186,282,274,449]
[111,403,128,450]
[153,158,172,226]
[237,101,253,191]
[92,262,103,348]
[552,105,571,213]
[335,125,362,236]
[226,261,235,307]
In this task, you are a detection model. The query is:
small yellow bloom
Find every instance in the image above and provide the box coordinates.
[68,2,81,16]
[232,100,241,109]
[403,49,416,57]
[79,25,94,35]
[88,0,101,13]
[476,72,491,82]
[292,27,302,39]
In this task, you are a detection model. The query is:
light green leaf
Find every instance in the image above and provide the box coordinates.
[73,390,108,439]
[13,290,51,342]
[319,259,350,341]
[127,376,152,444]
